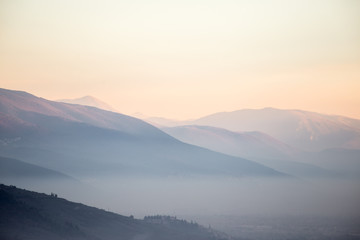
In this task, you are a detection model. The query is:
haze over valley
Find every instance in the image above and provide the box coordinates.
[1,88,360,239]
[1,0,360,239]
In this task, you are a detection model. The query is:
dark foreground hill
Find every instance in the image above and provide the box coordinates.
[0,184,235,240]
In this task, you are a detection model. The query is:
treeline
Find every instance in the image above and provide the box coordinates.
[144,215,199,227]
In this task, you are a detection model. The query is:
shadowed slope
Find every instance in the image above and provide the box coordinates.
[0,88,284,178]
[0,184,235,240]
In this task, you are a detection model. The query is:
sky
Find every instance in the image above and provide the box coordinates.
[1,0,360,120]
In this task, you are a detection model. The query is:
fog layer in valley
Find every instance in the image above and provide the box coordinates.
[6,175,359,219]
[1,88,360,239]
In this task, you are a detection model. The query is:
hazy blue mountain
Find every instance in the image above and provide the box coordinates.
[162,125,338,178]
[0,155,103,206]
[0,184,235,240]
[0,156,75,180]
[296,148,360,177]
[162,125,297,160]
[57,95,117,112]
[187,108,360,152]
[0,88,284,178]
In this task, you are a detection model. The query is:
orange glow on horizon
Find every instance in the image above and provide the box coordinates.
[1,0,359,120]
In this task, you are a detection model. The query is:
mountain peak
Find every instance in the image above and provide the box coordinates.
[191,108,360,151]
[57,95,116,112]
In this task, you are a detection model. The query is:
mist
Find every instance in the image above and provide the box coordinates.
[97,177,360,217]
[2,174,360,239]
[8,175,358,219]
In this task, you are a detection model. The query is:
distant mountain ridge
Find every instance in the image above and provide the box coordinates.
[143,109,360,177]
[0,88,283,178]
[57,95,117,112]
[187,108,360,151]
[140,109,360,152]
[161,125,339,178]
[162,125,297,160]
[0,88,162,136]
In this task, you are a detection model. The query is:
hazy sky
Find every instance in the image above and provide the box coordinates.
[1,0,360,119]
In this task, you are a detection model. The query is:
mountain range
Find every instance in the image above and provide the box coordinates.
[4,87,356,179]
[1,88,360,238]
[161,125,339,178]
[162,125,298,160]
[0,88,282,178]
[143,108,360,152]
[53,93,360,154]
[187,108,360,152]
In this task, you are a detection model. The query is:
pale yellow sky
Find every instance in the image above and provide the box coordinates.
[1,0,360,119]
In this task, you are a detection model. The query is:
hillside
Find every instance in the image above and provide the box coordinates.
[188,108,360,151]
[0,184,234,240]
[0,88,284,178]
[161,125,337,178]
[0,88,168,137]
[0,156,75,180]
[162,125,297,160]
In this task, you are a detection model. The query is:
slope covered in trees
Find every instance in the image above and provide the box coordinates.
[0,184,236,240]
